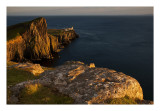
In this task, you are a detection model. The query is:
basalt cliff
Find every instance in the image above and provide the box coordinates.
[7,17,78,62]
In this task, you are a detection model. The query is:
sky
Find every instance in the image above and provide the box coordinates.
[7,7,153,16]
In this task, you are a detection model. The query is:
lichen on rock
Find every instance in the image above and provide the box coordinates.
[9,61,143,104]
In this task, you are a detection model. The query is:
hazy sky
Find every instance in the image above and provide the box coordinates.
[7,7,153,16]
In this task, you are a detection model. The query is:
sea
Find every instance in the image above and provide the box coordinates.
[7,16,153,101]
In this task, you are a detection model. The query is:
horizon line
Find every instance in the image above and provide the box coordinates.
[7,14,153,16]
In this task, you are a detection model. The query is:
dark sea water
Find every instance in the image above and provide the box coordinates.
[7,16,153,100]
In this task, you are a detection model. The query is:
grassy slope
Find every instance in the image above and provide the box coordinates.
[48,29,73,36]
[48,29,65,36]
[7,68,39,86]
[7,17,43,41]
[7,61,74,104]
[19,85,74,104]
[7,21,30,41]
[7,18,62,41]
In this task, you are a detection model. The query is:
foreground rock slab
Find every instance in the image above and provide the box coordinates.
[9,61,143,104]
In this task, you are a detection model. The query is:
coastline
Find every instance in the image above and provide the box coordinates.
[7,17,153,104]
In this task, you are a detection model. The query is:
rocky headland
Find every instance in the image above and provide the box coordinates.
[7,17,78,62]
[7,17,152,104]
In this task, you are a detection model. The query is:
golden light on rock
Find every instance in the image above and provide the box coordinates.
[89,63,95,68]
[68,66,85,81]
[25,83,41,95]
[101,78,106,82]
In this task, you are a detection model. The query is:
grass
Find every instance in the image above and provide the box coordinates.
[7,66,40,104]
[48,29,73,36]
[7,21,30,41]
[7,61,74,104]
[7,68,40,86]
[7,61,54,86]
[18,84,74,104]
[7,17,44,41]
[105,96,137,104]
[48,29,64,36]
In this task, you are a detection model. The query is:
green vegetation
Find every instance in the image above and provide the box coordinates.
[19,84,74,104]
[7,21,30,41]
[31,17,44,23]
[105,96,137,104]
[48,29,64,36]
[7,17,47,41]
[7,61,74,104]
[7,66,40,103]
[7,61,54,86]
[48,29,73,36]
[7,68,39,86]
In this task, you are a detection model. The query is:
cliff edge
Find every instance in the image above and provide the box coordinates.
[9,61,144,104]
[7,17,78,62]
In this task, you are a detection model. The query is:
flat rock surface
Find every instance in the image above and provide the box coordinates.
[9,61,143,104]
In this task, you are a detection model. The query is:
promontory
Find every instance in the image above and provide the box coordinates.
[7,17,79,62]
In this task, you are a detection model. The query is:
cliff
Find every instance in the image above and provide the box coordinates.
[9,61,145,104]
[7,17,78,62]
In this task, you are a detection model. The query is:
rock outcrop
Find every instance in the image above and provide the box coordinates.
[7,17,79,62]
[9,61,143,104]
[9,63,44,76]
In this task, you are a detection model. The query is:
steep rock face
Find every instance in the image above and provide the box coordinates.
[57,31,79,45]
[7,17,78,61]
[7,36,26,61]
[48,29,79,45]
[9,61,143,104]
